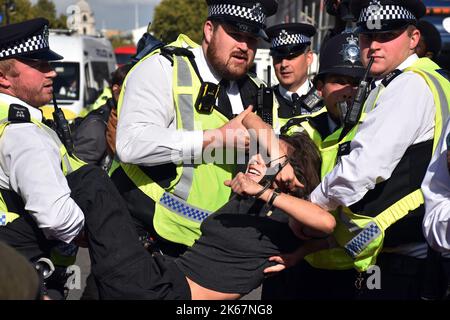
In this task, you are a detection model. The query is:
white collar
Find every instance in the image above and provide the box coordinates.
[279,80,311,102]
[192,46,238,89]
[0,93,43,121]
[396,54,419,71]
[374,54,419,86]
[193,46,221,84]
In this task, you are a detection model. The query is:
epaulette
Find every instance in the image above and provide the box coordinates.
[8,104,31,123]
[381,69,402,88]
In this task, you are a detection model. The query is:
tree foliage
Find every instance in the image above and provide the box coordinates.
[150,0,208,44]
[2,0,67,28]
[32,0,67,29]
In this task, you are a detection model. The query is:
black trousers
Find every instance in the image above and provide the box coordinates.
[0,211,61,263]
[261,260,356,300]
[0,165,190,300]
[262,252,450,300]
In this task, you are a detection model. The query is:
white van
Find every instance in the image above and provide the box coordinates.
[43,30,117,120]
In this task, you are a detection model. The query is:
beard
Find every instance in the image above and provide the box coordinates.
[14,84,51,108]
[206,36,252,81]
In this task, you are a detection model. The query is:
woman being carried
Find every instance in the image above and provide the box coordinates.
[84,111,335,299]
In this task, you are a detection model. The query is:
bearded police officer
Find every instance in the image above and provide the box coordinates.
[306,0,450,299]
[113,0,279,256]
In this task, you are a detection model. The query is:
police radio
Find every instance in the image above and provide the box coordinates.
[52,93,74,155]
[194,82,220,114]
[257,65,274,125]
[340,57,375,139]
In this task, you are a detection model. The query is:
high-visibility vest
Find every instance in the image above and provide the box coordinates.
[0,100,86,266]
[116,34,263,246]
[305,58,450,272]
[273,88,327,137]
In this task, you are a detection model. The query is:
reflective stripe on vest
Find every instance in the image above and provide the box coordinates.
[118,34,241,246]
[306,59,450,272]
[172,54,195,200]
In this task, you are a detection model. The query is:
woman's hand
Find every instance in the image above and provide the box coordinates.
[224,172,267,197]
[263,247,306,274]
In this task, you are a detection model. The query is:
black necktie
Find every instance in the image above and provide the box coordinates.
[291,93,301,104]
[217,79,233,119]
[291,93,302,114]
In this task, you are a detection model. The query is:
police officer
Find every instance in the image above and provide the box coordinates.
[307,0,450,299]
[278,32,366,144]
[266,22,323,133]
[0,18,90,298]
[0,18,85,252]
[416,19,449,80]
[416,19,442,61]
[261,32,366,300]
[423,117,450,253]
[113,0,279,255]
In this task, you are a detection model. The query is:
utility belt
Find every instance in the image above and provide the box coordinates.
[139,231,188,258]
[352,251,449,300]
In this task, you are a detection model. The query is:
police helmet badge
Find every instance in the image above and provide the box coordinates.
[280,29,289,41]
[251,3,263,20]
[340,34,360,64]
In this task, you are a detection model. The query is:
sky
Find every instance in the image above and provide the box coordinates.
[32,0,162,31]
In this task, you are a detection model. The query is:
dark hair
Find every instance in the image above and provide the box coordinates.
[279,132,322,198]
[111,64,133,87]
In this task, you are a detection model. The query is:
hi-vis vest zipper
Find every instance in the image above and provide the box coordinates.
[0,100,86,226]
[116,34,263,247]
[305,58,450,272]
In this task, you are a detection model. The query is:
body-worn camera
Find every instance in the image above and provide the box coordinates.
[194,82,220,114]
[301,88,324,112]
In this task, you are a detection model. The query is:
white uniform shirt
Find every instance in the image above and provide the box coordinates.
[310,54,436,257]
[116,46,245,166]
[278,79,312,103]
[0,94,84,243]
[422,117,450,252]
[311,54,435,210]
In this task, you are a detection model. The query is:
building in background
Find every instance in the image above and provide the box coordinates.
[67,0,97,36]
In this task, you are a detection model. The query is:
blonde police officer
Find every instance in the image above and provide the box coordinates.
[307,0,450,299]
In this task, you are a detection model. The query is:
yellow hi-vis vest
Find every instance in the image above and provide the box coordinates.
[305,57,450,272]
[117,34,262,247]
[273,90,327,138]
[0,101,86,266]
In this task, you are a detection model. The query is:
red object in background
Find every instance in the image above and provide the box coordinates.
[114,45,137,67]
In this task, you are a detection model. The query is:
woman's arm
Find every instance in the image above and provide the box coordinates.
[260,188,336,234]
[225,173,336,234]
[242,110,288,160]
